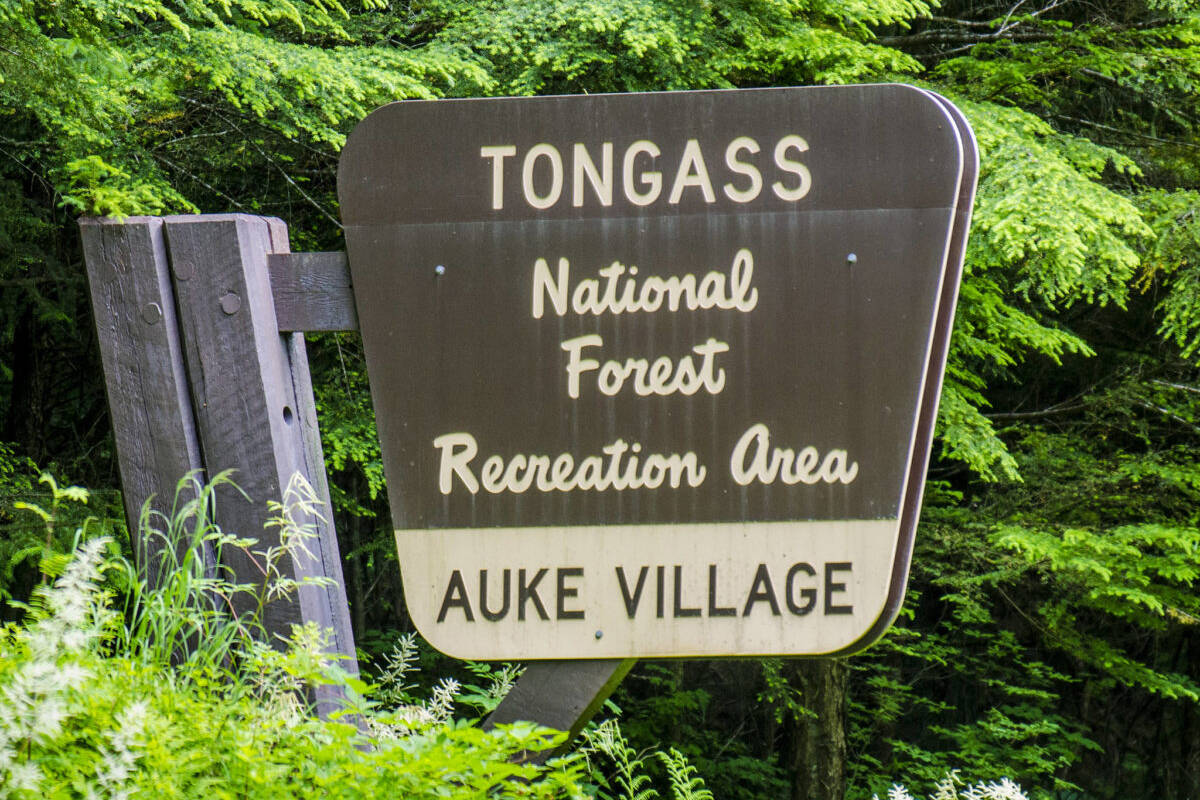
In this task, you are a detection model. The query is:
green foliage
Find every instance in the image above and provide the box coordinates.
[613,662,789,800]
[845,511,1102,797]
[107,471,342,676]
[414,0,927,96]
[0,0,485,215]
[585,720,659,800]
[845,374,1200,795]
[312,336,386,517]
[1138,189,1200,358]
[656,749,714,800]
[6,0,1200,797]
[0,463,121,619]
[0,494,584,800]
[582,719,717,800]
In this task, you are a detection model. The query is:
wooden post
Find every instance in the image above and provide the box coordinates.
[162,215,356,689]
[82,214,357,717]
[80,217,210,582]
[484,658,635,759]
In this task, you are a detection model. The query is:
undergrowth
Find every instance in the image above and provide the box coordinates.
[0,470,1033,799]
[0,473,581,799]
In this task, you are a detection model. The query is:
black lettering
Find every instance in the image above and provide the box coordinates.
[518,567,550,620]
[673,565,701,617]
[616,566,649,618]
[707,564,736,617]
[785,562,817,616]
[437,569,474,622]
[656,565,665,618]
[478,568,511,621]
[557,567,585,620]
[742,563,781,616]
[824,562,853,615]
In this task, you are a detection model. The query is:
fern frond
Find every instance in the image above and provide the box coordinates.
[657,748,713,800]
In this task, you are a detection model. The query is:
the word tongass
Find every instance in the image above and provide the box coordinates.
[482,136,812,210]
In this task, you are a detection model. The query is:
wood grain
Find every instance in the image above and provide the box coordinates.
[79,217,210,583]
[83,215,629,735]
[163,215,357,691]
[268,251,358,332]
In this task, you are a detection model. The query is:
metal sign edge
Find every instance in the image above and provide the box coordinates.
[828,91,979,657]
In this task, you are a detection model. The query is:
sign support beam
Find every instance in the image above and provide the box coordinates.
[82,214,357,716]
[484,658,636,759]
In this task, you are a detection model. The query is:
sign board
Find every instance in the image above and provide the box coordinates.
[338,85,977,660]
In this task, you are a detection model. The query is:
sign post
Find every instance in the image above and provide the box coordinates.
[339,85,977,663]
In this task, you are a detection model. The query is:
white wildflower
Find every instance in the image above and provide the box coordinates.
[377,634,421,705]
[96,746,133,784]
[880,774,1028,800]
[109,701,147,751]
[426,677,460,724]
[483,664,521,705]
[366,673,467,740]
[987,778,1028,800]
[932,769,963,800]
[26,537,111,658]
[32,695,68,741]
[93,699,147,800]
[60,627,92,652]
[3,662,68,744]
[57,663,93,689]
[10,654,60,691]
[963,778,1029,800]
[7,760,42,792]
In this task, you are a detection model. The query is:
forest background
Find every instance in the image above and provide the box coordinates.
[3,0,1200,798]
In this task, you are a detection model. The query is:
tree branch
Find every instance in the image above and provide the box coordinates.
[151,152,248,211]
[986,403,1088,421]
[877,29,1056,47]
[1153,379,1200,396]
[1134,399,1200,436]
[1055,114,1200,150]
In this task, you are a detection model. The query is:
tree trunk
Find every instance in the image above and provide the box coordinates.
[786,658,848,800]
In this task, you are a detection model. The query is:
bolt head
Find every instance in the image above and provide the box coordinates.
[219,292,242,315]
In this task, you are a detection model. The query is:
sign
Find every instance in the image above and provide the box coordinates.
[338,85,977,660]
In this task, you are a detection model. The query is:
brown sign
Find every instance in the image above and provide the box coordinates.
[338,85,977,659]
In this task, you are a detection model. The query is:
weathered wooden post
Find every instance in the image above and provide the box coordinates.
[81,214,357,711]
[163,215,354,648]
[80,217,206,581]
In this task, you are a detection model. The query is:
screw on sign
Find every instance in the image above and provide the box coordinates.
[338,85,978,661]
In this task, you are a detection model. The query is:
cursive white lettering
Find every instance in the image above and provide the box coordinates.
[434,433,707,494]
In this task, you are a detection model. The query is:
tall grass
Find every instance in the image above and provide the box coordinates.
[0,472,581,799]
